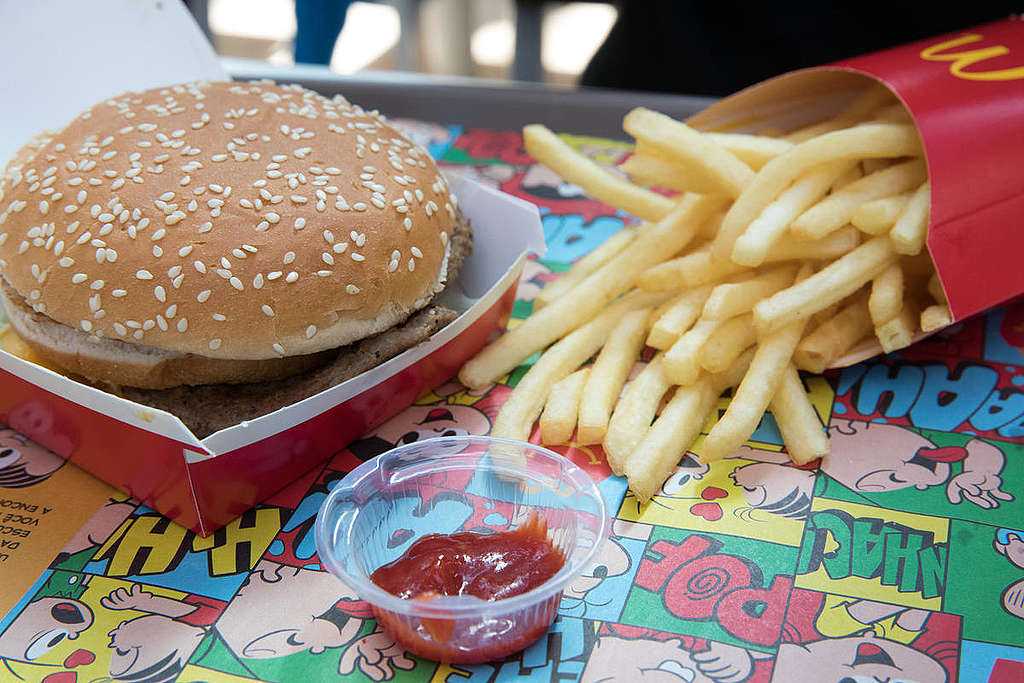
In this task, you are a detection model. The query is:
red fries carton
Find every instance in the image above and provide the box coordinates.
[0,1,544,535]
[687,17,1024,344]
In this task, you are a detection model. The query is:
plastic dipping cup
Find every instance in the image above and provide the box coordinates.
[315,435,609,664]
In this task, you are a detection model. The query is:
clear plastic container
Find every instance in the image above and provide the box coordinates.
[314,435,609,663]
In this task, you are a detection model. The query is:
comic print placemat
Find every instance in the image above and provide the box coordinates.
[1,121,1022,683]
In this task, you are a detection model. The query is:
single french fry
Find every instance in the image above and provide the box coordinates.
[699,313,756,373]
[700,317,807,463]
[620,154,729,196]
[794,293,873,373]
[876,299,921,353]
[625,350,753,502]
[761,225,861,263]
[784,85,897,143]
[851,193,911,235]
[523,124,675,221]
[714,124,923,259]
[491,291,668,441]
[647,286,713,350]
[927,273,947,304]
[868,264,904,326]
[539,368,590,444]
[460,196,721,388]
[534,228,636,310]
[921,304,953,332]
[889,181,931,255]
[626,376,717,502]
[638,243,747,292]
[702,265,798,320]
[624,108,755,198]
[664,318,723,385]
[604,355,670,475]
[705,132,794,170]
[791,159,927,240]
[577,310,650,444]
[731,160,856,266]
[753,236,897,335]
[770,364,829,465]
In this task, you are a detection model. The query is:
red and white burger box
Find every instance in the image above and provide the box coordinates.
[0,0,543,535]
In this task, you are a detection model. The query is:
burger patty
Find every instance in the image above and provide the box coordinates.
[118,208,473,437]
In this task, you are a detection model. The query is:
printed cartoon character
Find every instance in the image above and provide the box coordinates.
[515,258,556,303]
[560,535,632,618]
[729,462,815,520]
[102,583,216,682]
[348,388,510,461]
[53,496,136,570]
[581,631,769,683]
[772,631,948,683]
[0,596,93,662]
[995,529,1024,619]
[825,419,1013,509]
[214,560,413,681]
[0,425,66,488]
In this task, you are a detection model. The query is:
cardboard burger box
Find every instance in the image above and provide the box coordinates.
[0,1,543,535]
[686,17,1024,363]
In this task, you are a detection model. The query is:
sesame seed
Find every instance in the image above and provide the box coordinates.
[59,256,74,267]
[262,304,275,316]
[388,260,398,273]
[177,318,188,332]
[322,253,334,265]
[212,313,226,322]
[210,339,222,350]
[305,325,317,338]
[198,222,212,233]
[253,273,265,289]
[156,315,168,331]
[165,212,185,225]
[197,289,211,302]
[346,284,360,294]
[229,276,243,291]
[332,242,348,253]
[112,288,127,297]
[411,247,423,258]
[114,323,127,336]
[265,212,280,223]
[285,271,298,283]
[154,285,166,302]
[136,269,153,280]
[403,217,412,231]
[351,252,365,262]
[255,221,269,232]
[166,304,178,319]
[268,271,282,280]
[194,260,207,273]
[273,343,285,355]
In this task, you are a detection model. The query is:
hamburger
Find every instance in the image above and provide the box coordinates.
[0,81,471,436]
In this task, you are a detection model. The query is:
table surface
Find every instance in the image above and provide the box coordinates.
[1,79,1023,683]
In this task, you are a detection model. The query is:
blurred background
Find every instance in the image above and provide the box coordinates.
[188,0,617,86]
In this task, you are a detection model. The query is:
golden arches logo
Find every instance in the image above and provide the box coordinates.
[920,33,1024,81]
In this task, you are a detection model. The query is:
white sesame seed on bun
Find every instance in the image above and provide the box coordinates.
[0,81,462,389]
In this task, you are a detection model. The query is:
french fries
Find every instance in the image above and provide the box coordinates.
[463,90,951,501]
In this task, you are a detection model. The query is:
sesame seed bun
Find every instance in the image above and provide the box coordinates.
[0,81,460,387]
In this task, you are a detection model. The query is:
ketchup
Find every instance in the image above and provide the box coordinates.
[370,513,565,602]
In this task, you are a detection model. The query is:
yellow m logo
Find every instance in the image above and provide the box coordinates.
[920,33,1024,81]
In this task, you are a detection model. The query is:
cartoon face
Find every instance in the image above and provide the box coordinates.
[771,634,947,683]
[107,614,202,680]
[657,455,711,497]
[730,462,815,519]
[825,421,954,493]
[520,164,586,202]
[0,597,93,661]
[0,426,66,487]
[565,536,631,600]
[372,405,491,447]
[582,636,717,683]
[217,562,359,660]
